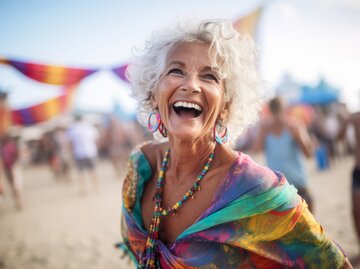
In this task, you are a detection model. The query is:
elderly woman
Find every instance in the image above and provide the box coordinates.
[118,19,352,269]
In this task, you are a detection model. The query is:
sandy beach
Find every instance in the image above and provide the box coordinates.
[0,153,359,269]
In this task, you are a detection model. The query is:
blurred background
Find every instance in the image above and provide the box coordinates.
[0,0,359,268]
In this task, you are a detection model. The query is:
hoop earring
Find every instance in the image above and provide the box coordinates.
[147,111,161,133]
[158,122,168,137]
[147,111,168,137]
[213,120,228,144]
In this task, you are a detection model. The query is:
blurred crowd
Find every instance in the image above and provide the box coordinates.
[24,114,147,181]
[0,89,149,210]
[236,96,360,262]
[236,98,356,171]
[0,92,357,214]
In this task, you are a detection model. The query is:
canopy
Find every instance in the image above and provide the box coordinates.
[300,78,339,105]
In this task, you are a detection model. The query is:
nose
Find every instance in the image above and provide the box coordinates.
[181,73,201,93]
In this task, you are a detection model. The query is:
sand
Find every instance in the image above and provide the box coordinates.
[0,154,359,269]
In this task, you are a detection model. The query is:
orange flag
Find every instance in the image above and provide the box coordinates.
[233,7,262,40]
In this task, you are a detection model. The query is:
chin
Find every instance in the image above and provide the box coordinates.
[168,129,201,141]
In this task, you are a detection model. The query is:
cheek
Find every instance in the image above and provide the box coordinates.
[154,81,170,106]
[154,83,173,122]
[208,87,225,111]
[203,88,225,127]
[156,78,178,101]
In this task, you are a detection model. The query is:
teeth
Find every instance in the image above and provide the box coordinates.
[173,101,203,111]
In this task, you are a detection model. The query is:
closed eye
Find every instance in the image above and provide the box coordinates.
[201,73,219,83]
[167,68,184,76]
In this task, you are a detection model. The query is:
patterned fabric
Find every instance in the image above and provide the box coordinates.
[119,145,345,269]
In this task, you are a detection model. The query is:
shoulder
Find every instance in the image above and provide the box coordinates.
[239,153,282,183]
[259,119,271,131]
[140,141,168,170]
[226,152,284,197]
[122,141,167,212]
[125,140,168,169]
[122,143,147,213]
[213,152,300,215]
[284,117,302,134]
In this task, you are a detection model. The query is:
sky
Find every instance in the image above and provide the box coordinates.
[0,0,359,114]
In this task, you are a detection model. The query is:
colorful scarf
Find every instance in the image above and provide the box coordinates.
[118,146,345,268]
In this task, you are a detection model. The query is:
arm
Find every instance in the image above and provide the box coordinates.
[337,116,350,141]
[342,258,353,269]
[228,202,350,268]
[12,140,20,163]
[118,147,144,267]
[279,207,350,268]
[290,121,313,158]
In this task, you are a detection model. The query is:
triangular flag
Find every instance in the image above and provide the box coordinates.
[233,7,262,40]
[0,57,99,85]
[112,64,129,83]
[11,84,77,125]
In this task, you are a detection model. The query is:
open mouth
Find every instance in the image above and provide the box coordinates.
[172,101,203,118]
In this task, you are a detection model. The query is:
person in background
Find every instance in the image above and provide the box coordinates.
[338,109,360,265]
[68,115,99,194]
[103,115,130,177]
[53,125,73,181]
[117,19,352,268]
[0,91,11,138]
[252,96,314,212]
[0,133,22,210]
[0,91,13,204]
[323,104,341,163]
[41,131,58,179]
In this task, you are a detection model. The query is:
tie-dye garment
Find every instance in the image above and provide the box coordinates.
[118,146,345,268]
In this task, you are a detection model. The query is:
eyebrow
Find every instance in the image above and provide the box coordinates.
[168,61,216,72]
[168,61,185,67]
[202,66,216,72]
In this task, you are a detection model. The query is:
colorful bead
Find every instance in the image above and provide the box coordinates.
[139,148,215,268]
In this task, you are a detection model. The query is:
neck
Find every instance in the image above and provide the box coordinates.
[166,136,216,181]
[273,113,286,122]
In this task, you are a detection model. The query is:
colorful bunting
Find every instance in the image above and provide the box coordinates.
[0,57,98,85]
[11,85,77,126]
[111,64,129,83]
[1,5,264,124]
[233,7,262,39]
[111,7,263,84]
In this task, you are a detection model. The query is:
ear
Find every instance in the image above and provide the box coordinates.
[219,101,231,123]
[150,91,158,109]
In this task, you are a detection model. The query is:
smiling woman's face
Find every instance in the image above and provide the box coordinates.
[153,41,226,142]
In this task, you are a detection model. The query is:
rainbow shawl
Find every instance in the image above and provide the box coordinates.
[119,146,345,268]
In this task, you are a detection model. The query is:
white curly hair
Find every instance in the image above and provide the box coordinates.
[127,18,264,143]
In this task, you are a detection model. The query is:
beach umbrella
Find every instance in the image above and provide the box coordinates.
[300,78,339,105]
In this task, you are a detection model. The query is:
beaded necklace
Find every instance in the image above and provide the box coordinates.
[139,148,215,269]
